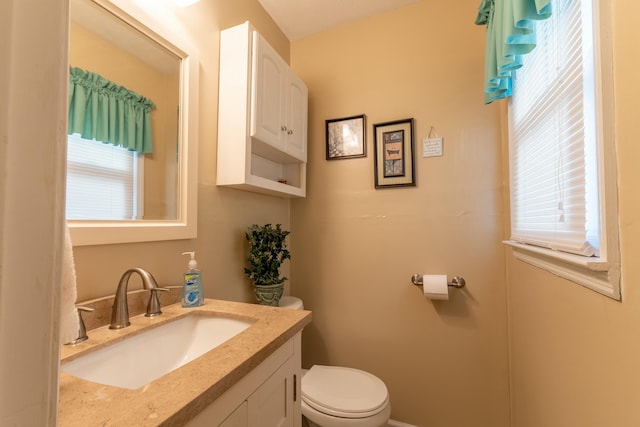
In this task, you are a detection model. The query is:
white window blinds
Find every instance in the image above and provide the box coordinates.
[508,0,599,257]
[66,134,142,220]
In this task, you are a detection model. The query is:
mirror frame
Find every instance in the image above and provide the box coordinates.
[68,0,199,246]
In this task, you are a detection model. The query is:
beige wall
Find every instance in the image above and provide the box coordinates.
[506,1,640,426]
[290,1,509,426]
[72,0,293,303]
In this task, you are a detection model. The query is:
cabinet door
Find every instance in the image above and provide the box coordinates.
[251,32,287,150]
[285,73,308,162]
[247,356,295,427]
[219,401,249,427]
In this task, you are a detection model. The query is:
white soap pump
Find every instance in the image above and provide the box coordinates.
[181,251,203,307]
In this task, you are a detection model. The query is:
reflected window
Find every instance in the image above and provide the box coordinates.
[66,133,144,220]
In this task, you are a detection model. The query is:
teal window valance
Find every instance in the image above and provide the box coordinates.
[68,67,156,153]
[475,0,552,104]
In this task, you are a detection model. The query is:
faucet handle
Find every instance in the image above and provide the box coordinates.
[65,306,95,345]
[78,305,96,314]
[145,287,170,317]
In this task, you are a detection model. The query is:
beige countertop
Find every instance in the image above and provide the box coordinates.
[58,298,312,426]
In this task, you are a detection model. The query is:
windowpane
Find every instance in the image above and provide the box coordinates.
[509,0,599,257]
[66,134,139,220]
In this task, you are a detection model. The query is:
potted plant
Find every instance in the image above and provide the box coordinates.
[244,224,291,306]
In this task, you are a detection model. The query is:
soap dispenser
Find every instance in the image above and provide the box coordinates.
[181,251,203,307]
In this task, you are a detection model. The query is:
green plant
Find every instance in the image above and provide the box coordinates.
[244,224,291,286]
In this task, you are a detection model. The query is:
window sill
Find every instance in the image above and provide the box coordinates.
[503,240,621,300]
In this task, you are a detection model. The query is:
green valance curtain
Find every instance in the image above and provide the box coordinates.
[68,67,156,153]
[475,0,552,104]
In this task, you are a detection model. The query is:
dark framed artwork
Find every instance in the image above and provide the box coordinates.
[373,118,415,188]
[325,114,366,160]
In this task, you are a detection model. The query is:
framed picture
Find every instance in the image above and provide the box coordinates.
[373,118,415,188]
[326,114,366,160]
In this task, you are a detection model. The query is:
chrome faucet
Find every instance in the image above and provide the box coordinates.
[110,268,169,329]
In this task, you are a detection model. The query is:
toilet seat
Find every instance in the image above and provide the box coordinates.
[302,365,389,419]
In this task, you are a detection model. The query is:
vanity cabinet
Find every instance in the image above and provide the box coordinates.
[217,22,308,198]
[186,333,302,427]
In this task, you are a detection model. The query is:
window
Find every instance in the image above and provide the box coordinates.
[506,0,620,299]
[66,134,144,221]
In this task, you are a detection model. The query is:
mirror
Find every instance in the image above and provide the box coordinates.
[68,0,199,246]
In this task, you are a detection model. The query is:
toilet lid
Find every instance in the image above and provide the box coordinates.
[279,296,304,310]
[302,365,389,418]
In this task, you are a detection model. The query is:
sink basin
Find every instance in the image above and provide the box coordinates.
[61,313,254,389]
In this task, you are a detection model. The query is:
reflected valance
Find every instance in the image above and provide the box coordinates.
[68,67,156,153]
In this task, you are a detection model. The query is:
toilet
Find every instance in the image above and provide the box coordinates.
[279,296,391,427]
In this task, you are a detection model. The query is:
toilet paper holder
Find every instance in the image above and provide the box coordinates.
[411,274,466,289]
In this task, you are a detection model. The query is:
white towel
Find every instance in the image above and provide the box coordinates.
[59,223,79,344]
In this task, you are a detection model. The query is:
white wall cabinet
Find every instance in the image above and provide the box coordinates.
[217,22,308,198]
[186,334,302,427]
[251,31,307,162]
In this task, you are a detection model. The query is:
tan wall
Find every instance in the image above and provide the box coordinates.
[506,1,640,426]
[71,0,292,303]
[289,1,509,426]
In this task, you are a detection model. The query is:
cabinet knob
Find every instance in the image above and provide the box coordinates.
[281,125,288,132]
[287,129,293,135]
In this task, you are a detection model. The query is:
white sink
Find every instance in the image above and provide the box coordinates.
[61,313,254,390]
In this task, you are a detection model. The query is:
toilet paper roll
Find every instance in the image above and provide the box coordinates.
[423,274,449,300]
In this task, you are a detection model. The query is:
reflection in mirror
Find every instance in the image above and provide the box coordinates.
[67,0,199,245]
[69,0,180,220]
